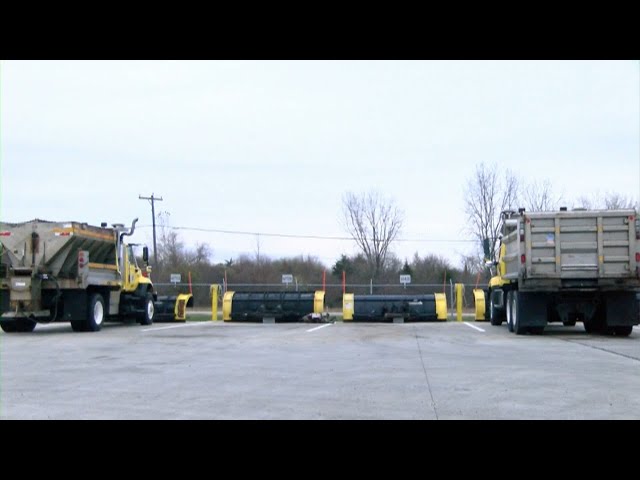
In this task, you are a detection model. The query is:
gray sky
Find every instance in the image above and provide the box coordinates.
[1,60,638,269]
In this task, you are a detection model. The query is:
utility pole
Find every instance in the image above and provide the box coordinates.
[139,193,163,267]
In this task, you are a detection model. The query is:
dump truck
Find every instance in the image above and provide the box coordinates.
[0,218,158,332]
[475,208,640,336]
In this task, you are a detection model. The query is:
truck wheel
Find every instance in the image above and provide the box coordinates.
[506,291,514,332]
[70,320,85,332]
[484,290,490,321]
[15,319,37,332]
[513,292,527,335]
[489,293,503,326]
[614,326,633,337]
[0,321,17,333]
[138,293,154,326]
[86,293,105,332]
[583,321,598,334]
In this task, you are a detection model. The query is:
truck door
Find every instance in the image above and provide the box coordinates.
[123,245,140,292]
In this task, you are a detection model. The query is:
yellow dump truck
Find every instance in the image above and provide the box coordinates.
[475,208,640,336]
[0,218,159,332]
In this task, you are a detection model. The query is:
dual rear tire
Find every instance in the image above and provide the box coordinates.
[72,293,106,332]
[0,319,37,333]
[505,291,538,335]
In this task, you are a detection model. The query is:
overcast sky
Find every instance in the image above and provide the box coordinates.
[1,60,638,269]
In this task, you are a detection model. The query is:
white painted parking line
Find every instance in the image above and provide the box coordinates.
[306,323,333,333]
[463,322,485,332]
[141,322,212,332]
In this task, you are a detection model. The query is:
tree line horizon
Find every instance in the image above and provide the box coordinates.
[148,162,638,307]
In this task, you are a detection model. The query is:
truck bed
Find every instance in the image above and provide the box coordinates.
[0,219,116,278]
[502,209,639,289]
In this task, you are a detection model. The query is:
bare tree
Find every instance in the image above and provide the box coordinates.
[572,192,638,210]
[341,190,404,278]
[603,192,638,210]
[574,195,594,210]
[188,243,213,266]
[521,179,561,212]
[156,212,184,270]
[154,212,214,283]
[254,234,262,265]
[459,253,484,277]
[464,162,519,262]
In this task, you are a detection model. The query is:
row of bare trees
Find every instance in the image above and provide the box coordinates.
[463,162,638,263]
[147,170,636,306]
[151,207,476,307]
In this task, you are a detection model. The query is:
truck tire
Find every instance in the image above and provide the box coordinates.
[484,290,490,321]
[489,290,506,327]
[0,320,17,333]
[70,320,85,332]
[15,319,37,332]
[614,326,633,337]
[86,293,105,332]
[138,292,154,326]
[506,291,514,332]
[489,291,503,326]
[512,292,527,335]
[583,321,598,334]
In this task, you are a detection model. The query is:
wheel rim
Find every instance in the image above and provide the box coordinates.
[94,301,104,325]
[506,293,511,327]
[512,294,518,330]
[147,300,154,320]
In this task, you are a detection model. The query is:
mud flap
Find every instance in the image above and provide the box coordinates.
[517,292,548,327]
[605,292,639,327]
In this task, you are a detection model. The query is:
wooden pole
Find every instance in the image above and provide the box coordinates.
[342,270,346,295]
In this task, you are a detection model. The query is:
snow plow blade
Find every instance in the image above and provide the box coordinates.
[154,293,193,322]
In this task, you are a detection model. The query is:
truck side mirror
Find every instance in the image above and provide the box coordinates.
[143,246,149,263]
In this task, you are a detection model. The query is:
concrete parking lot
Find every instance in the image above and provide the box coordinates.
[1,319,639,419]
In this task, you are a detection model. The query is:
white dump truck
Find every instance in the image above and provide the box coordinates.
[0,218,157,332]
[476,208,640,336]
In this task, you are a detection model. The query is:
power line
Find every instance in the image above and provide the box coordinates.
[136,224,476,243]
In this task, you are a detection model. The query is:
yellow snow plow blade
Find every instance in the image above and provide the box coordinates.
[473,289,486,321]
